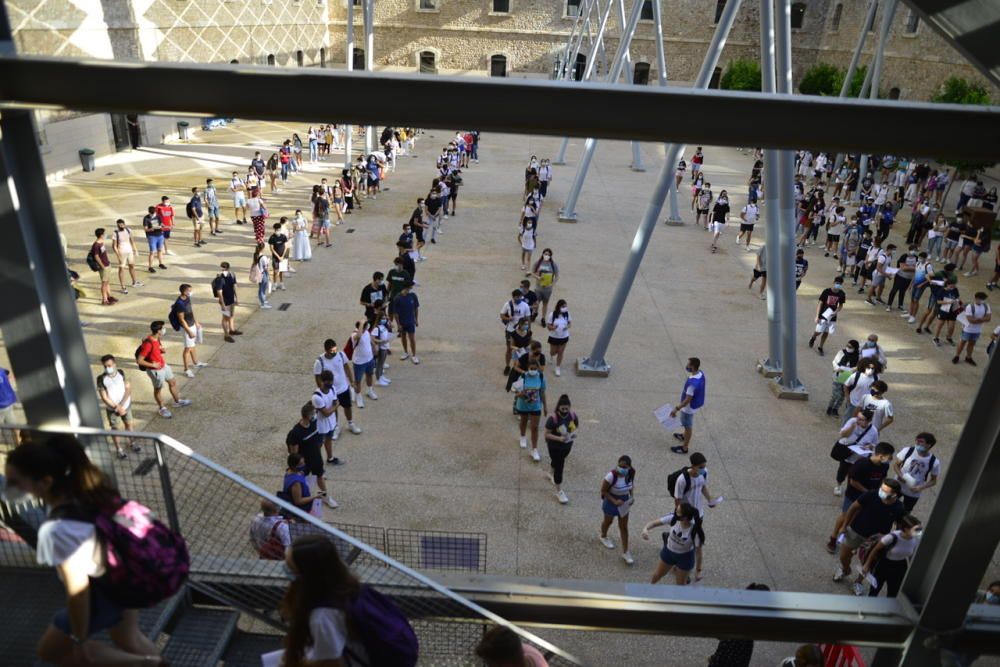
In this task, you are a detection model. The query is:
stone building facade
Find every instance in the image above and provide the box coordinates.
[8,0,992,177]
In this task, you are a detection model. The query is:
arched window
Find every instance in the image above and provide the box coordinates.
[266,54,275,66]
[709,66,722,89]
[633,61,651,85]
[573,53,586,81]
[830,3,842,31]
[490,54,507,77]
[888,87,900,100]
[565,0,581,17]
[319,47,326,68]
[790,2,806,29]
[296,50,304,67]
[905,11,920,33]
[713,0,727,24]
[419,50,437,74]
[640,0,653,20]
[230,59,240,64]
[353,47,365,70]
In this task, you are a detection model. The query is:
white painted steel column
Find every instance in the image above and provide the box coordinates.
[759,0,782,375]
[856,0,898,200]
[344,0,354,169]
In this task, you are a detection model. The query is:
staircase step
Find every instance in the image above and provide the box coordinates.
[139,589,186,640]
[221,630,283,666]
[162,607,239,666]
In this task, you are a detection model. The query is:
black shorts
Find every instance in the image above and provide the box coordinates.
[548,336,568,346]
[414,227,425,242]
[827,234,840,243]
[697,208,709,215]
[336,389,352,408]
[753,269,767,279]
[861,265,875,279]
[517,409,542,416]
[937,311,958,321]
[740,223,755,233]
[300,441,325,476]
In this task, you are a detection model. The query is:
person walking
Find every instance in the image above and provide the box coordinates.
[251,243,272,310]
[748,244,767,300]
[832,479,906,583]
[543,394,578,505]
[736,200,759,251]
[111,218,141,295]
[859,514,923,598]
[709,190,730,252]
[671,452,720,520]
[669,357,706,454]
[532,249,559,322]
[392,283,421,365]
[514,357,547,462]
[170,284,206,379]
[4,436,168,666]
[501,289,532,375]
[135,320,192,418]
[211,262,241,343]
[88,228,115,306]
[518,218,537,273]
[808,276,847,356]
[641,502,705,585]
[546,299,571,377]
[599,455,636,565]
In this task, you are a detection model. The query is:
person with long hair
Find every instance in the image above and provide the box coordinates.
[599,455,636,565]
[5,435,166,666]
[266,152,280,193]
[253,242,272,309]
[247,186,268,245]
[280,535,365,666]
[532,249,559,321]
[514,357,547,462]
[544,394,578,504]
[546,299,571,377]
[518,218,537,273]
[641,502,705,585]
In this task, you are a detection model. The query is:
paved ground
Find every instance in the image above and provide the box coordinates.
[5,122,999,665]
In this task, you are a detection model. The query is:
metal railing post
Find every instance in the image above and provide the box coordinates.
[578,0,744,373]
[153,441,182,534]
[758,0,782,376]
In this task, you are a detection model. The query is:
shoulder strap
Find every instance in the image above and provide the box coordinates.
[901,446,915,463]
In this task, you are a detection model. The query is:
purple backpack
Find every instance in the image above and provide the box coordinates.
[344,586,419,667]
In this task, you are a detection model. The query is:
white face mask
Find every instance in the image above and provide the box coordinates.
[104,366,117,376]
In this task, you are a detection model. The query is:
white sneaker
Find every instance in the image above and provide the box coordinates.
[599,534,615,549]
[907,316,916,324]
[356,394,365,409]
[278,283,287,290]
[885,306,892,312]
[195,362,208,368]
[332,425,341,441]
[377,377,391,386]
[326,497,339,509]
[833,568,847,582]
[833,484,843,496]
[519,436,528,449]
[556,490,569,504]
[555,366,561,377]
[531,449,541,462]
[348,422,362,435]
[899,312,910,318]
[184,369,195,378]
[261,303,273,309]
[367,388,378,400]
[853,581,865,596]
[167,250,177,256]
[383,362,390,369]
[400,352,409,361]
[174,399,192,407]
[158,406,173,418]
[411,356,420,365]
[622,551,635,565]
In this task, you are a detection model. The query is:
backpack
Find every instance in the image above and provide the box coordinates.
[134,337,152,367]
[211,274,225,296]
[344,585,419,667]
[249,260,263,285]
[257,519,287,561]
[858,532,897,567]
[85,251,101,272]
[167,299,183,332]
[343,334,356,361]
[185,201,195,219]
[50,500,190,608]
[666,467,692,499]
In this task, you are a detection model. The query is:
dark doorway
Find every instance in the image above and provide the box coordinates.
[490,54,507,77]
[296,50,304,67]
[110,114,131,151]
[353,48,365,70]
[573,53,586,81]
[709,66,722,89]
[633,62,651,85]
[266,54,276,66]
[320,47,326,68]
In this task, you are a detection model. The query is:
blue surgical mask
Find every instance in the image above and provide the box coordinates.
[526,370,539,377]
[915,445,929,455]
[878,489,894,501]
[616,466,628,476]
[699,467,708,477]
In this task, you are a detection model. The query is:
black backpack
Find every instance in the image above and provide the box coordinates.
[85,251,101,272]
[210,274,225,297]
[667,467,691,499]
[900,447,936,482]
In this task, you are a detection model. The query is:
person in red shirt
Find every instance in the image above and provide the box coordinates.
[154,195,175,256]
[89,227,116,305]
[135,320,191,418]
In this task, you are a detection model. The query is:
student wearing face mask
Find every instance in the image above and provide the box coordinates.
[286,402,337,508]
[641,502,705,585]
[954,291,992,366]
[885,245,919,312]
[600,455,636,565]
[212,262,241,343]
[827,339,860,417]
[859,333,888,369]
[854,380,894,432]
[841,358,880,426]
[709,190,730,252]
[544,394,579,504]
[892,432,941,511]
[808,276,847,356]
[671,452,720,520]
[514,358,547,462]
[501,289,532,376]
[830,442,895,550]
[96,354,137,459]
[833,479,905,583]
[532,248,559,321]
[831,410,880,499]
[546,299,571,377]
[669,358,706,454]
[281,453,327,516]
[859,514,923,597]
[372,304,393,387]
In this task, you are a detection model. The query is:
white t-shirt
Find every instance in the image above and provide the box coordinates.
[895,446,941,497]
[247,197,265,217]
[248,514,291,551]
[520,225,536,251]
[112,228,134,255]
[501,299,532,332]
[99,370,131,411]
[657,513,703,554]
[846,371,876,406]
[230,177,245,193]
[37,518,104,578]
[881,530,920,561]
[827,215,845,237]
[548,310,571,340]
[374,323,392,350]
[352,330,375,365]
[859,394,894,430]
[311,387,338,434]
[306,607,368,662]
[313,352,351,394]
[741,205,759,224]
[962,303,991,334]
[839,417,880,453]
[673,469,708,517]
[603,470,633,498]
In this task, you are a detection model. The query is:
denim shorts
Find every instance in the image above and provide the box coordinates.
[961,330,980,342]
[659,546,696,571]
[147,235,165,251]
[353,359,375,382]
[53,583,124,635]
[602,495,630,517]
[679,411,694,429]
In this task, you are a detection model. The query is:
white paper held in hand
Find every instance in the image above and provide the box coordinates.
[261,649,283,667]
[654,403,682,431]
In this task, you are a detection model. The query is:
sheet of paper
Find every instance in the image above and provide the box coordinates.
[618,498,632,517]
[654,403,682,431]
[884,267,900,276]
[822,307,836,320]
[261,650,283,667]
[848,442,873,457]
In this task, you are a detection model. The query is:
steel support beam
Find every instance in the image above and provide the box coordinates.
[578,0,744,374]
[344,0,354,169]
[363,0,375,157]
[554,0,605,166]
[557,0,644,222]
[771,0,805,397]
[0,59,998,160]
[832,0,877,174]
[758,0,782,376]
[614,0,644,174]
[651,0,682,224]
[873,351,1000,665]
[856,0,898,201]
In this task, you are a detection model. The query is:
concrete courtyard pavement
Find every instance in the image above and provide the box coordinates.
[5,122,998,665]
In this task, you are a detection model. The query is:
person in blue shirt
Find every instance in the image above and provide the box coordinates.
[514,357,548,463]
[0,367,17,425]
[670,357,706,454]
[392,284,420,365]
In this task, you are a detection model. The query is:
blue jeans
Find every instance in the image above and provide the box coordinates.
[926,235,943,257]
[309,140,318,162]
[471,144,479,160]
[258,273,269,305]
[280,162,289,181]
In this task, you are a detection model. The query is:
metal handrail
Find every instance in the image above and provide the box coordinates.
[0,424,583,665]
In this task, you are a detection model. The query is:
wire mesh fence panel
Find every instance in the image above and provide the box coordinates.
[386,527,488,573]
